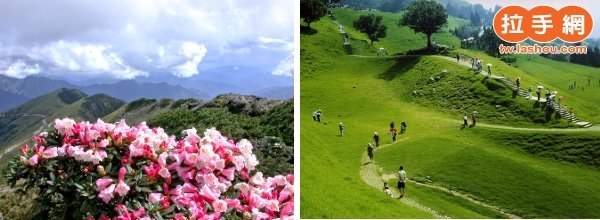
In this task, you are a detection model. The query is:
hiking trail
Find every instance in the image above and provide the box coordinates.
[360,142,523,219]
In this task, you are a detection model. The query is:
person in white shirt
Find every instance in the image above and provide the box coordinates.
[397,166,407,199]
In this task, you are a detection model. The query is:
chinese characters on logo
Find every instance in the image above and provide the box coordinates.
[493,5,593,43]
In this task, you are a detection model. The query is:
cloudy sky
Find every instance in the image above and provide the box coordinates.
[0,0,294,80]
[466,0,600,38]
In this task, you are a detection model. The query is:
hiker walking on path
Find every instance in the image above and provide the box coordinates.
[390,127,398,142]
[400,121,407,134]
[373,132,380,148]
[463,113,469,127]
[312,111,317,121]
[536,86,542,101]
[471,112,477,126]
[316,109,322,122]
[397,166,407,199]
[471,57,475,70]
[558,96,564,109]
[487,63,492,75]
[516,77,521,89]
[367,143,374,161]
[528,86,532,98]
[339,122,345,136]
[456,53,460,62]
[384,182,392,196]
[390,121,395,129]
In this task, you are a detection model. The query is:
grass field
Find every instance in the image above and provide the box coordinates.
[332,8,469,56]
[451,50,600,124]
[301,13,600,218]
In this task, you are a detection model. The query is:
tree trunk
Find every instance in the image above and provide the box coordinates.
[427,34,432,49]
[370,39,373,45]
[307,22,311,28]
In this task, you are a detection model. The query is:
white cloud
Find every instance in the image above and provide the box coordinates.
[257,37,294,51]
[0,0,293,80]
[172,42,208,77]
[0,60,41,79]
[30,41,147,79]
[272,53,293,77]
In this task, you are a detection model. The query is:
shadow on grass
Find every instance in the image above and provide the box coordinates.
[363,161,372,165]
[300,25,317,35]
[378,56,420,80]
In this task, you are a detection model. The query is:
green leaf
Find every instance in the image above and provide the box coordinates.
[49,172,56,182]
[139,186,153,193]
[75,183,84,190]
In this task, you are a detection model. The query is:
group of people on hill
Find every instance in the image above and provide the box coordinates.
[367,121,408,161]
[312,108,410,199]
[471,57,483,72]
[462,112,477,127]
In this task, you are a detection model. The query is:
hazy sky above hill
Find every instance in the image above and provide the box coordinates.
[0,0,294,80]
[467,0,600,38]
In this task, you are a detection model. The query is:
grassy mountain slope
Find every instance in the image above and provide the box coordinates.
[0,89,86,149]
[332,8,469,55]
[301,14,600,219]
[453,49,600,124]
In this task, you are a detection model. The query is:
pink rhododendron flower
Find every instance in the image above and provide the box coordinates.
[115,180,130,197]
[42,147,58,159]
[28,154,39,166]
[212,199,227,213]
[96,178,113,190]
[9,118,295,219]
[148,193,163,203]
[250,172,265,186]
[99,184,116,204]
[54,118,76,136]
[265,199,280,212]
[19,144,29,154]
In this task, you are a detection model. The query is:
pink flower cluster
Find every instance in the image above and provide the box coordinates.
[19,118,294,219]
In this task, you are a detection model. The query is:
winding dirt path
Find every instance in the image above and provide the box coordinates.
[360,144,450,219]
[448,119,600,132]
[360,143,523,219]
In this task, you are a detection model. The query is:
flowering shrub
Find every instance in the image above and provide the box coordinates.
[4,118,294,219]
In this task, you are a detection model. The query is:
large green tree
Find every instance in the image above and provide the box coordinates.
[300,0,328,28]
[398,0,447,49]
[353,14,387,45]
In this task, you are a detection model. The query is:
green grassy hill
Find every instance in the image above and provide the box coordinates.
[301,12,600,218]
[0,89,125,164]
[451,50,600,124]
[332,8,469,55]
[103,98,180,125]
[0,88,86,151]
[514,55,600,123]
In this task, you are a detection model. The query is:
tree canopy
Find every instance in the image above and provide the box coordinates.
[399,0,447,48]
[353,14,387,45]
[301,0,328,28]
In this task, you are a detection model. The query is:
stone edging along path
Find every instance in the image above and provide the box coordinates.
[360,143,523,219]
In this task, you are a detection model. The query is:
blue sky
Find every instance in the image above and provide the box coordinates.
[467,0,600,38]
[0,0,294,81]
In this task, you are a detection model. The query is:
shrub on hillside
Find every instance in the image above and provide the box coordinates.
[3,118,294,219]
[126,98,157,112]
